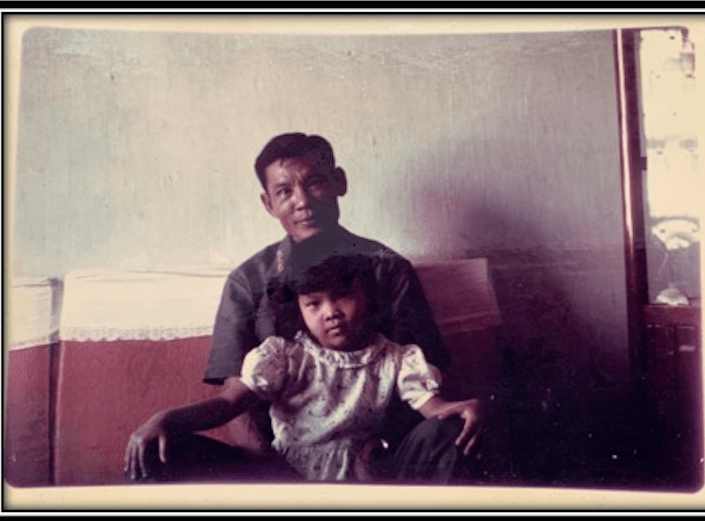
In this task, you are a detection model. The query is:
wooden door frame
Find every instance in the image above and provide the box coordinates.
[614,27,650,380]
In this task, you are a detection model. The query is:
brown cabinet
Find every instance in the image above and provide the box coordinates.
[644,304,703,489]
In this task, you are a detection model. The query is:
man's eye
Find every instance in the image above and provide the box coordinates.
[306,175,326,188]
[276,188,292,198]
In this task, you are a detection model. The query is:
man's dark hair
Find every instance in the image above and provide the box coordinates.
[254,133,336,190]
[272,254,379,341]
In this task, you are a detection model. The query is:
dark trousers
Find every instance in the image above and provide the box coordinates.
[128,416,477,485]
[380,416,466,483]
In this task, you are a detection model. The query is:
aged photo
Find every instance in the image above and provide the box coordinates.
[4,12,703,510]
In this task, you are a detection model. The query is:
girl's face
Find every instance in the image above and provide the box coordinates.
[297,279,369,351]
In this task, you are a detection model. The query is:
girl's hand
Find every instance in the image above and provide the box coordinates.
[435,398,482,456]
[124,411,171,481]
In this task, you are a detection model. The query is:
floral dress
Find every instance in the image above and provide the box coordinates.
[239,331,441,481]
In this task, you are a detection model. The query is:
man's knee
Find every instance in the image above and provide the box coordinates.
[386,416,465,483]
[411,416,464,448]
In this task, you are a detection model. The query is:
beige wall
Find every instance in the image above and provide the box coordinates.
[13,27,622,274]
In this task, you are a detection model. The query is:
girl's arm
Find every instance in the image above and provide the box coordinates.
[417,395,482,456]
[124,377,259,480]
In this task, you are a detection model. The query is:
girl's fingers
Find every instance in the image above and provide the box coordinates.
[124,445,130,472]
[127,445,139,480]
[455,410,479,445]
[455,422,472,447]
[462,432,480,456]
[137,443,147,479]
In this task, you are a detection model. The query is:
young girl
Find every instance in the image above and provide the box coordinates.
[125,254,481,483]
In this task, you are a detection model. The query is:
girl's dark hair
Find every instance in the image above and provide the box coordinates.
[254,133,336,190]
[271,254,379,341]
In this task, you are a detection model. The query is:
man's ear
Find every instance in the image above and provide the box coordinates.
[332,167,347,197]
[261,191,276,216]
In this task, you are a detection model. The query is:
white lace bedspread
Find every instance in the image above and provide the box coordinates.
[8,277,63,350]
[59,265,232,342]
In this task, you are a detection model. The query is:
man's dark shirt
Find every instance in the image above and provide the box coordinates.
[204,225,449,384]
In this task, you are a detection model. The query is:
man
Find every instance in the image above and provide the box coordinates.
[204,133,453,448]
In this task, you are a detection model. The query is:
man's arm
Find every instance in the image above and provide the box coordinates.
[204,270,261,383]
[386,258,450,370]
[124,377,259,480]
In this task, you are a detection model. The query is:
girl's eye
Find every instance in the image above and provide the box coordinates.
[337,297,356,308]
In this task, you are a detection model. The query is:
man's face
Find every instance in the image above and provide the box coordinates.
[297,279,368,351]
[261,155,345,243]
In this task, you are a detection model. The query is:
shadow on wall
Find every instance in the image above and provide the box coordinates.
[459,209,675,490]
[409,173,667,490]
[460,209,589,484]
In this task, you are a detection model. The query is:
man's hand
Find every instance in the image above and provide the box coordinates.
[124,410,171,481]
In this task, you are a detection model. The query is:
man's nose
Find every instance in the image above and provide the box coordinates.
[291,184,310,208]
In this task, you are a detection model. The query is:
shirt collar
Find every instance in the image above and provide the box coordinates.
[276,225,351,276]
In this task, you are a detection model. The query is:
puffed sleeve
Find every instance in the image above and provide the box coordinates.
[396,344,442,410]
[239,336,288,401]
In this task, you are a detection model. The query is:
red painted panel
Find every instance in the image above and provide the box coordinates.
[5,344,54,487]
[53,337,242,486]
